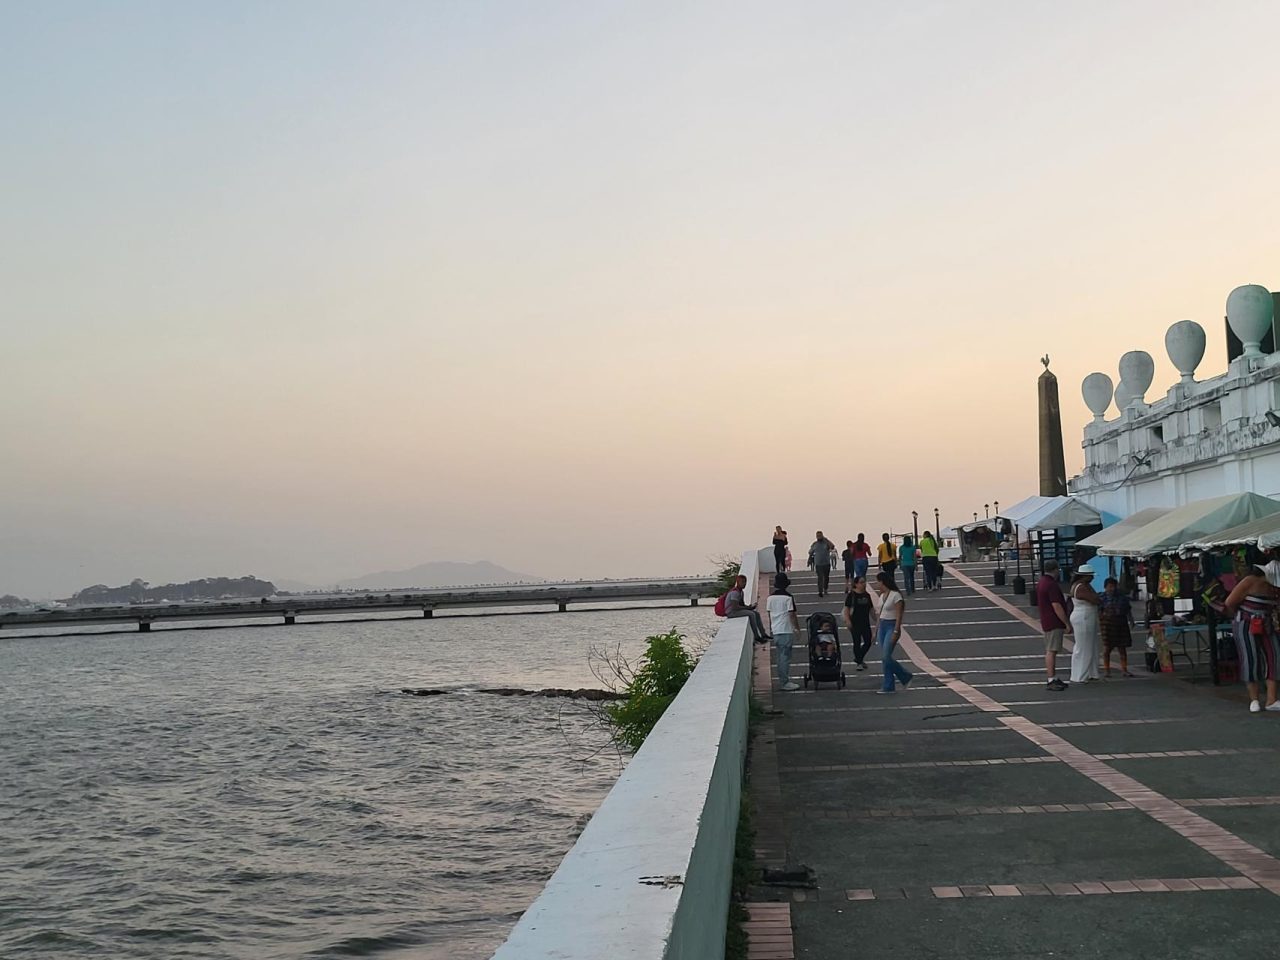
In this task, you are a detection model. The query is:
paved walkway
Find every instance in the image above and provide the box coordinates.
[748,561,1280,959]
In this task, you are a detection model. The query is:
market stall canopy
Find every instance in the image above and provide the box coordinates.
[956,496,1100,534]
[1018,497,1102,532]
[1095,493,1280,557]
[1179,512,1280,553]
[1077,507,1173,550]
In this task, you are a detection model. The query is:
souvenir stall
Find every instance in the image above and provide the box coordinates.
[1096,493,1280,682]
[1077,507,1173,600]
[1177,511,1280,684]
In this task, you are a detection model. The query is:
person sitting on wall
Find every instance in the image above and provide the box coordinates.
[725,574,772,644]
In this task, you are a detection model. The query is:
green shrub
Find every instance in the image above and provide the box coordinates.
[605,629,696,751]
[711,555,742,593]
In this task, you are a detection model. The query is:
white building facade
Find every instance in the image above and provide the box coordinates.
[1069,285,1280,519]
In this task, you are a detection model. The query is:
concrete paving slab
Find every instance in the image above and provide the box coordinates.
[788,887,1280,959]
[787,810,1235,889]
[778,761,1118,810]
[1106,755,1280,800]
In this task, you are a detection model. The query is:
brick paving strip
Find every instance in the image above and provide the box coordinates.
[743,902,794,960]
[784,876,1262,902]
[902,565,1280,897]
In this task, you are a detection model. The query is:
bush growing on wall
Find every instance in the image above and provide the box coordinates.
[606,629,696,751]
[711,555,741,593]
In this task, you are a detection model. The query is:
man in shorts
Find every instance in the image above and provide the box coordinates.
[1036,559,1071,691]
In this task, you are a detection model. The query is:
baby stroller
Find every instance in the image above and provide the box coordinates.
[803,611,847,689]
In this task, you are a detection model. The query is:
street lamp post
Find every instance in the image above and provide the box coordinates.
[973,512,978,522]
[984,503,990,519]
[934,507,940,540]
[911,510,918,542]
[994,500,1000,517]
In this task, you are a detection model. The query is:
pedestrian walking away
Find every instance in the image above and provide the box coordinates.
[1036,560,1070,691]
[899,535,918,594]
[766,573,801,691]
[1099,577,1135,677]
[1068,565,1102,683]
[877,533,898,576]
[873,571,912,692]
[850,533,872,583]
[772,525,788,575]
[1224,560,1280,713]
[841,540,858,592]
[808,531,837,597]
[724,574,772,643]
[918,530,941,590]
[842,576,875,670]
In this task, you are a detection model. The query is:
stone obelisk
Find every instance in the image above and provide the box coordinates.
[1038,356,1067,496]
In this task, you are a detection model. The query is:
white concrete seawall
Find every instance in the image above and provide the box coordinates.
[490,553,758,960]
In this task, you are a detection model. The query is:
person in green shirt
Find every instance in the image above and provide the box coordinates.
[919,530,941,591]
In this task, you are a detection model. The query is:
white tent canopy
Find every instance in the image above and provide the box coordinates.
[1077,507,1173,551]
[1095,493,1280,557]
[957,496,1100,534]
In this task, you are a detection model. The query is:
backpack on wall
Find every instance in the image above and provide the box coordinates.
[714,592,729,617]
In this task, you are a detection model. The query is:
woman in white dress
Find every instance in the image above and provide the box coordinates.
[1069,564,1102,683]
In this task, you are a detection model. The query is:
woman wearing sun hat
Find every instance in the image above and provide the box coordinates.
[1068,565,1102,683]
[1224,559,1280,714]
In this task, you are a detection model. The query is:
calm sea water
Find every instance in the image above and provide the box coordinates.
[0,604,714,959]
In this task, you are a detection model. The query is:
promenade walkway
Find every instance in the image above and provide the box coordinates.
[748,561,1280,959]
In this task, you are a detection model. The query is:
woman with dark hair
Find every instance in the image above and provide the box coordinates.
[1099,577,1135,677]
[843,575,875,670]
[877,533,898,576]
[900,535,918,595]
[873,570,912,693]
[772,526,788,575]
[850,533,872,583]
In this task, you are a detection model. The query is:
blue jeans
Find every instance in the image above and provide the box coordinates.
[902,565,916,594]
[854,558,869,581]
[878,619,913,691]
[774,632,794,687]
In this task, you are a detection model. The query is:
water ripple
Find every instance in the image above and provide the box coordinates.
[0,606,713,958]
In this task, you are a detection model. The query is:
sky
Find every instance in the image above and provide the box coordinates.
[4,1,1280,596]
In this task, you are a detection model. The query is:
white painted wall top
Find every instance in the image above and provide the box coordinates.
[490,612,753,960]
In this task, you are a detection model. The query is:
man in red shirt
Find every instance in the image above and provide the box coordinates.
[1036,560,1072,691]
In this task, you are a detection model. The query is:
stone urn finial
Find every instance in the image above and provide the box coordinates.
[1082,372,1113,421]
[1165,320,1206,383]
[1226,284,1274,359]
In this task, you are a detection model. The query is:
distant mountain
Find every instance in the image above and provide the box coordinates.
[336,561,542,591]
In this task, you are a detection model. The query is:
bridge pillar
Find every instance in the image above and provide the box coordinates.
[138,621,151,632]
[557,600,567,613]
[284,613,296,625]
[689,596,698,606]
[423,608,434,618]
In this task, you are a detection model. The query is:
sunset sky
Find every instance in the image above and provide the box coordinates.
[4,1,1280,596]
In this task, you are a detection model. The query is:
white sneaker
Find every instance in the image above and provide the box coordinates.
[1250,699,1262,713]
[1266,702,1280,712]
[781,682,800,691]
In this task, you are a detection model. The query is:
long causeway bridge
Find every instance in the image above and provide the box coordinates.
[0,577,718,632]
